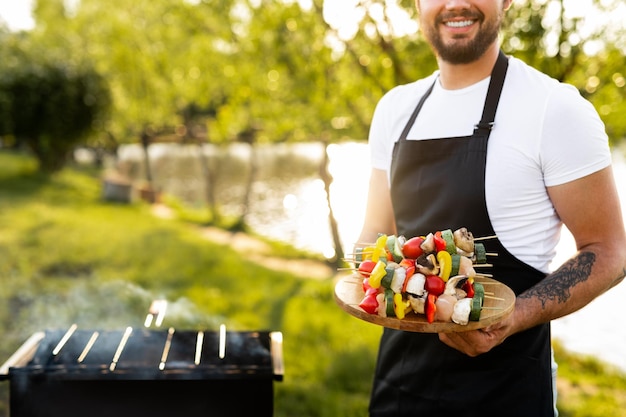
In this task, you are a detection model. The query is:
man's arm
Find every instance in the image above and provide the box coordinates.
[441,166,626,356]
[514,165,626,325]
[356,168,397,248]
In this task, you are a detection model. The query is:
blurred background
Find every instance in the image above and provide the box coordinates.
[1,1,626,416]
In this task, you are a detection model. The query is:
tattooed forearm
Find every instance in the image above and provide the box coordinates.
[518,251,596,309]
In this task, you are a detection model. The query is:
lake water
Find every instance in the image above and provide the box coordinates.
[117,141,626,372]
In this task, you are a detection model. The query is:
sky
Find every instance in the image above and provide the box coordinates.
[0,0,35,31]
[1,0,623,36]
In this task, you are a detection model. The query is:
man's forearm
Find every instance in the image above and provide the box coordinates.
[514,248,626,333]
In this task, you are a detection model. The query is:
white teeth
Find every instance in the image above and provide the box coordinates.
[446,20,473,28]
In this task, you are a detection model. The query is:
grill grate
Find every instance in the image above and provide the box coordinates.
[1,326,283,417]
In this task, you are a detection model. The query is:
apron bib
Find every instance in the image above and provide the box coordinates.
[370,52,554,417]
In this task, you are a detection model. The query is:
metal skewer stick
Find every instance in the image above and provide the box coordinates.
[52,323,78,356]
[218,324,226,360]
[110,326,133,371]
[77,331,99,363]
[194,331,204,365]
[159,327,175,370]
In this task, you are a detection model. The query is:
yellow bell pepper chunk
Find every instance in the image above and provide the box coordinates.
[371,234,388,263]
[368,261,387,289]
[437,250,452,282]
[393,293,410,320]
[361,246,376,261]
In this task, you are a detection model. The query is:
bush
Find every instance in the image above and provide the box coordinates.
[0,35,110,173]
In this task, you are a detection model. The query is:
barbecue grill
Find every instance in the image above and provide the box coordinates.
[0,325,284,417]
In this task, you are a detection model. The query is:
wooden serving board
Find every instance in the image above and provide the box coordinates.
[334,275,515,333]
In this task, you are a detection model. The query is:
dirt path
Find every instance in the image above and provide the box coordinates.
[152,204,336,280]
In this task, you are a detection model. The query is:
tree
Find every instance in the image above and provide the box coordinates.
[0,34,110,173]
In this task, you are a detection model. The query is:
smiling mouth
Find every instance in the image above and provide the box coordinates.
[445,20,475,28]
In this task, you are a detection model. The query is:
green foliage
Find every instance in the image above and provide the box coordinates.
[0,34,111,173]
[11,0,624,148]
[500,0,626,143]
[553,341,626,417]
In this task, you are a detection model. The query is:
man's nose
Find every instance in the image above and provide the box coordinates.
[445,0,472,10]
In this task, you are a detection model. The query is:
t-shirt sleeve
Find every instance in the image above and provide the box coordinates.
[541,84,612,187]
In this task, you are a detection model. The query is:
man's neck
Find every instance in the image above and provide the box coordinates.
[436,44,501,90]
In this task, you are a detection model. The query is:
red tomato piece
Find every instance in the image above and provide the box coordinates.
[425,275,445,297]
[402,237,424,259]
[357,259,377,278]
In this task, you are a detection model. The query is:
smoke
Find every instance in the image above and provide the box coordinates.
[4,280,225,349]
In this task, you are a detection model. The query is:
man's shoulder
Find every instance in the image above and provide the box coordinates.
[506,56,574,91]
[381,73,439,102]
[505,56,584,105]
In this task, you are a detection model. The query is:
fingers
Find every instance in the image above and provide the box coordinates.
[439,328,501,357]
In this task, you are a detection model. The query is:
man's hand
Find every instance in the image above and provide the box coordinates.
[438,314,514,357]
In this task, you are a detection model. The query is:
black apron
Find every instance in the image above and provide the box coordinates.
[369,52,554,417]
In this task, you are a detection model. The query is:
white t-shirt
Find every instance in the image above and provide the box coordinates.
[368,56,612,273]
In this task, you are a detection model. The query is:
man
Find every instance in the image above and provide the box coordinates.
[356,0,626,415]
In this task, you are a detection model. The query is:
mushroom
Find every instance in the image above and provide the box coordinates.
[453,228,474,254]
[408,293,427,314]
[444,275,469,298]
[451,298,472,325]
[404,273,426,296]
[420,232,436,253]
[415,253,439,276]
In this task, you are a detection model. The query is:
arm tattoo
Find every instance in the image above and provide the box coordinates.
[518,251,596,309]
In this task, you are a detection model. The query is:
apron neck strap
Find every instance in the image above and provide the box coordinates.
[398,50,510,142]
[473,50,509,136]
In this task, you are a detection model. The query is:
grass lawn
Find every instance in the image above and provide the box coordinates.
[1,150,625,417]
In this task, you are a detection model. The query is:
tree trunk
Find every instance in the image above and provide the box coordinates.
[197,141,220,225]
[232,140,258,232]
[140,129,153,185]
[319,141,344,268]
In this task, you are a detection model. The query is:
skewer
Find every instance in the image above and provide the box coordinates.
[357,233,497,245]
[480,306,504,310]
[474,273,493,278]
[194,331,204,365]
[344,252,377,258]
[159,327,175,370]
[484,295,505,301]
[218,323,226,359]
[474,264,493,267]
[77,331,99,363]
[110,326,133,372]
[52,323,78,356]
[473,235,497,241]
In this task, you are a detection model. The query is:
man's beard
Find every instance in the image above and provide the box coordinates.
[422,9,502,64]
